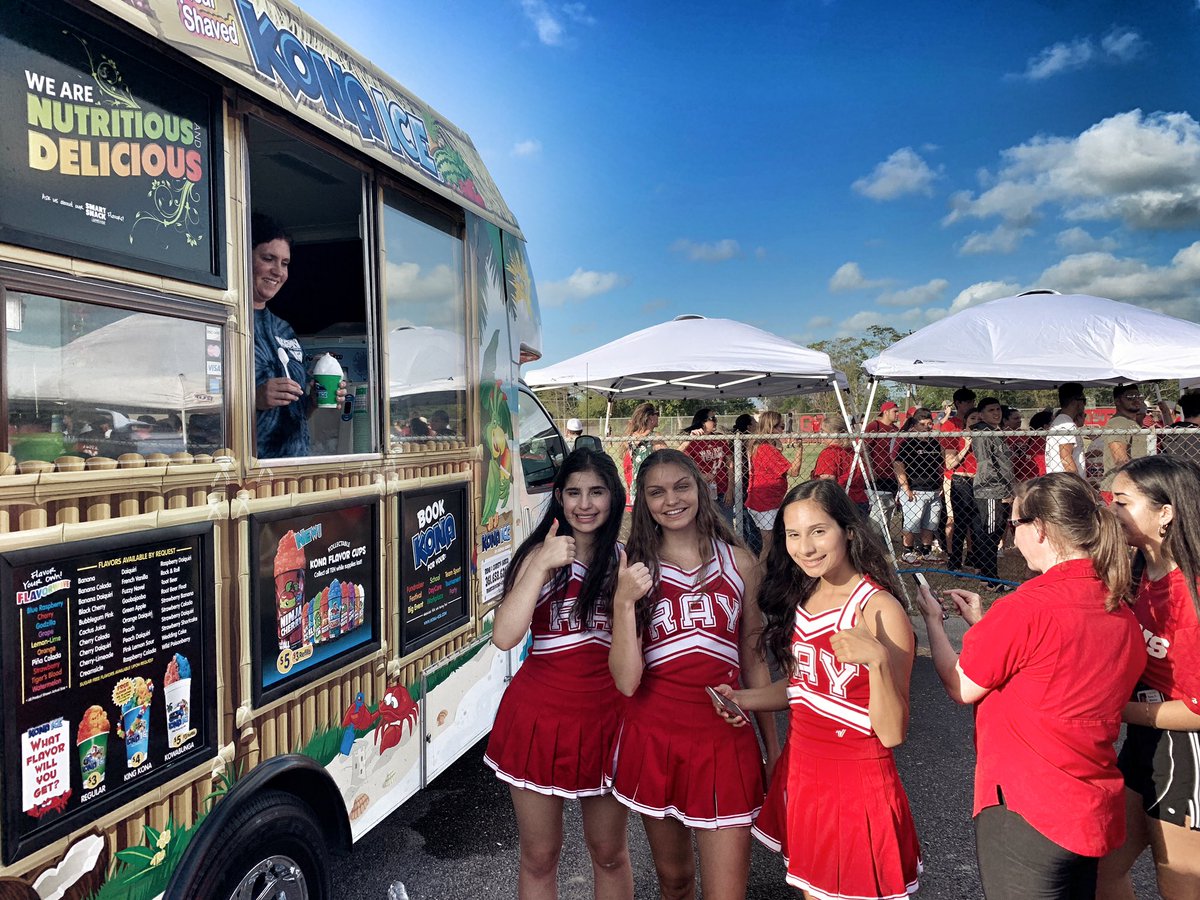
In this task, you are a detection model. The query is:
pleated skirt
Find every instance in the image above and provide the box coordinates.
[754,741,922,900]
[483,666,623,799]
[607,687,764,829]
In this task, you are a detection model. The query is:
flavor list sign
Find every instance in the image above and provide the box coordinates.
[250,498,380,705]
[399,484,469,654]
[0,525,216,863]
[0,1,221,283]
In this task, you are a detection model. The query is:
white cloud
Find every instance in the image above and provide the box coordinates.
[877,279,949,307]
[829,261,888,292]
[852,147,940,201]
[520,0,593,46]
[754,247,768,260]
[1055,227,1118,253]
[539,268,625,307]
[385,261,461,329]
[1101,28,1146,63]
[1020,36,1095,80]
[947,280,1022,314]
[943,110,1200,231]
[836,310,890,336]
[807,315,833,329]
[959,223,1034,255]
[511,139,542,158]
[1015,28,1144,81]
[670,238,741,262]
[1035,241,1200,317]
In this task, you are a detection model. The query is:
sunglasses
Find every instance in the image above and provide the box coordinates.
[706,417,717,422]
[1009,516,1034,528]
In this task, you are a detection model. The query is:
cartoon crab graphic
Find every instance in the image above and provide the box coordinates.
[374,684,419,754]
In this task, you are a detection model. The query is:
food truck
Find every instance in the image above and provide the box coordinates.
[0,0,568,896]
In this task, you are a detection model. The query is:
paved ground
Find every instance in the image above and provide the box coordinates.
[331,613,1158,899]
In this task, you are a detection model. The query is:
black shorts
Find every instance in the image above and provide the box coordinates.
[1119,718,1200,830]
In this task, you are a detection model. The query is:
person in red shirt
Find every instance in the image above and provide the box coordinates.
[680,407,733,522]
[812,413,869,517]
[916,473,1144,898]
[746,410,805,558]
[864,400,901,537]
[940,387,980,571]
[1098,456,1200,899]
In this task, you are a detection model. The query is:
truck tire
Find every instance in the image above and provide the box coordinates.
[177,789,331,900]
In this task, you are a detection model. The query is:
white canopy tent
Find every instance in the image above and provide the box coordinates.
[853,290,1200,559]
[862,290,1200,390]
[526,314,847,402]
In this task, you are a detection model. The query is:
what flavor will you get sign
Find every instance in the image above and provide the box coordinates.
[0,525,216,863]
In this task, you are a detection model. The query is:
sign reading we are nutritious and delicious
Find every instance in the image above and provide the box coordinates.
[250,498,380,705]
[0,0,221,283]
[399,483,469,655]
[0,524,217,864]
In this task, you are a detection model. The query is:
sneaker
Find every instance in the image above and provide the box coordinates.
[901,550,920,564]
[924,547,946,562]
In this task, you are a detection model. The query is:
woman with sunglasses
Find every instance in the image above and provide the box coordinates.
[916,473,1144,899]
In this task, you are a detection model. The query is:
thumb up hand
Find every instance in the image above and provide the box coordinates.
[829,615,883,666]
[539,518,575,571]
[615,547,652,607]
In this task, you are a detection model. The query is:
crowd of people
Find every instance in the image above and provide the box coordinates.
[483,387,1200,900]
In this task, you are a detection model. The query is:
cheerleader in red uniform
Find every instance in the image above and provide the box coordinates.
[609,449,780,900]
[486,448,651,900]
[715,478,921,900]
[1099,455,1200,899]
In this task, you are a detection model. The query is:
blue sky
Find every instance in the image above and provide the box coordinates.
[296,0,1199,365]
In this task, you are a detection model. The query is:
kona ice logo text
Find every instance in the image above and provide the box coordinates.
[234,0,441,180]
[412,500,457,571]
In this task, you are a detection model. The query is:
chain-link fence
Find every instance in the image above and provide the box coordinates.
[581,423,1200,611]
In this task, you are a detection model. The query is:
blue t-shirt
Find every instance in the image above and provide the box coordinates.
[254,307,310,458]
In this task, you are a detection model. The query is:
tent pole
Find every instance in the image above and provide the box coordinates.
[603,397,613,437]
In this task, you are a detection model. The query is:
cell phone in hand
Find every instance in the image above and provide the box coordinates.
[705,685,747,721]
[911,572,947,619]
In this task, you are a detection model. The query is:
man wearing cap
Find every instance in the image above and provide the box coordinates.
[864,400,901,539]
[565,418,584,443]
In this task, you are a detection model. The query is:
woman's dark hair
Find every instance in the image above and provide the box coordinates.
[1016,473,1131,611]
[1116,455,1200,618]
[683,408,715,434]
[625,448,742,631]
[251,212,292,249]
[1028,408,1054,430]
[502,448,626,628]
[899,407,932,432]
[732,414,755,434]
[758,480,901,672]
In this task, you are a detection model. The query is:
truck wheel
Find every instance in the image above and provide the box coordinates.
[182,789,331,900]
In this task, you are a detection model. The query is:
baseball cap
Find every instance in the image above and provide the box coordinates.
[880,401,899,412]
[566,418,584,432]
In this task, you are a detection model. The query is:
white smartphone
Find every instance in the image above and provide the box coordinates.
[705,685,748,721]
[910,572,947,619]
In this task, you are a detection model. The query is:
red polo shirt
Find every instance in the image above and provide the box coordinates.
[811,444,868,504]
[939,415,977,476]
[959,559,1145,856]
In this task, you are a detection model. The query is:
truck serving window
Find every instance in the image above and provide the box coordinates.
[245,116,373,460]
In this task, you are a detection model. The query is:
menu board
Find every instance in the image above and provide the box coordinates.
[250,498,380,706]
[0,524,216,863]
[399,484,469,655]
[0,0,223,285]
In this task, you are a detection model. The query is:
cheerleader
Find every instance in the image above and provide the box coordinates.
[485,448,650,899]
[716,478,921,900]
[1099,456,1200,899]
[609,449,779,900]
